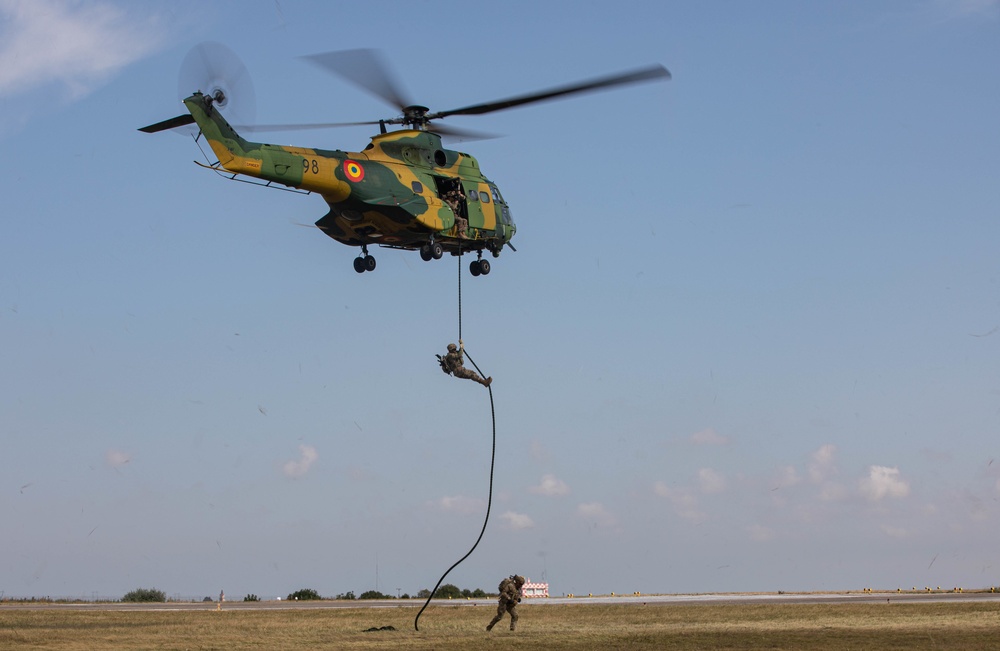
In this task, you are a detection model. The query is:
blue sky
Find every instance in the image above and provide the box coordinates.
[2,0,999,600]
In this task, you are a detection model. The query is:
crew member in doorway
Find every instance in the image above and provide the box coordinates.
[437,342,491,387]
[443,182,468,239]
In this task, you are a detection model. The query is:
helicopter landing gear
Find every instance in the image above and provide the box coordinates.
[420,241,444,261]
[353,255,376,273]
[354,246,376,273]
[470,254,491,277]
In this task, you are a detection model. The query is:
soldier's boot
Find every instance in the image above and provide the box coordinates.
[481,377,492,388]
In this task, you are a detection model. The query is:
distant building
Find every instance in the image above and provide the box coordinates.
[520,578,549,598]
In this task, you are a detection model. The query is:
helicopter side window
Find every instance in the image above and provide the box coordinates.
[479,191,490,203]
[411,181,423,193]
[491,187,502,203]
[466,186,478,201]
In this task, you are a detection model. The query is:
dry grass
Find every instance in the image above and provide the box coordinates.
[2,600,998,650]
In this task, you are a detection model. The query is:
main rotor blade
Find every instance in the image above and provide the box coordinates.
[237,120,381,133]
[427,123,500,142]
[432,65,671,119]
[301,49,410,111]
[239,120,498,141]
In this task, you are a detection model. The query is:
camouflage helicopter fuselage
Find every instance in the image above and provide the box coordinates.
[184,92,516,260]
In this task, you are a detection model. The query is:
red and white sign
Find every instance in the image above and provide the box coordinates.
[520,578,549,598]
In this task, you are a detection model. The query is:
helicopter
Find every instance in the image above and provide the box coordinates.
[140,47,670,275]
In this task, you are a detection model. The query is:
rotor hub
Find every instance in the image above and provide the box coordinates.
[401,105,430,128]
[209,87,228,108]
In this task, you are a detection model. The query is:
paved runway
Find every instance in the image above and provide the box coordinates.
[3,591,999,611]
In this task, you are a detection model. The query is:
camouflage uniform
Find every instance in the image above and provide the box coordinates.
[443,187,469,239]
[487,575,525,631]
[439,344,491,387]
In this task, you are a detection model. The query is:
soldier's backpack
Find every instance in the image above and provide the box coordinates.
[436,354,452,374]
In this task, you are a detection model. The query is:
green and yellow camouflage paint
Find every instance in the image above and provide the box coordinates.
[182,92,516,261]
[144,55,668,272]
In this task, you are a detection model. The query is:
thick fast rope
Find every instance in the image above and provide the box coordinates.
[414,252,496,632]
[458,248,463,341]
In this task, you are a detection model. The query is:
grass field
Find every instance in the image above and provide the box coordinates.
[2,600,999,650]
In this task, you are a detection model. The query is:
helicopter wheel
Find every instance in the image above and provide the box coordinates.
[364,255,376,272]
[470,260,482,277]
[353,257,366,273]
[478,259,491,275]
[420,244,433,261]
[431,242,444,260]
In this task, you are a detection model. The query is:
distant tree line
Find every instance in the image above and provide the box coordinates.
[289,583,490,600]
[122,588,166,603]
[118,583,493,603]
[416,584,489,599]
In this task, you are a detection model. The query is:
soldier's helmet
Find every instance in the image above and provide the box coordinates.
[513,575,525,587]
[447,343,458,352]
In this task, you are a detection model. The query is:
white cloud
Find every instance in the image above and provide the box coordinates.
[880,524,908,538]
[347,465,369,482]
[653,481,706,522]
[746,524,774,542]
[808,444,837,483]
[774,465,802,488]
[577,502,618,527]
[500,511,535,530]
[859,465,910,501]
[529,474,570,497]
[697,468,726,494]
[0,0,165,99]
[282,444,318,478]
[937,0,1000,19]
[962,490,989,522]
[529,440,550,462]
[105,449,130,468]
[690,428,727,445]
[818,482,849,502]
[436,495,485,515]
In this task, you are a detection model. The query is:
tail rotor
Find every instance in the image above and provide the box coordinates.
[177,41,257,132]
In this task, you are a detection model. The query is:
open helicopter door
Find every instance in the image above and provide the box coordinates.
[435,176,467,218]
[434,176,469,239]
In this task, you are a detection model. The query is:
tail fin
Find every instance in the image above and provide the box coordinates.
[139,91,250,166]
[181,92,250,166]
[141,92,314,188]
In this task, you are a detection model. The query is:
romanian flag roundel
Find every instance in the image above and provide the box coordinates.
[343,160,364,182]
